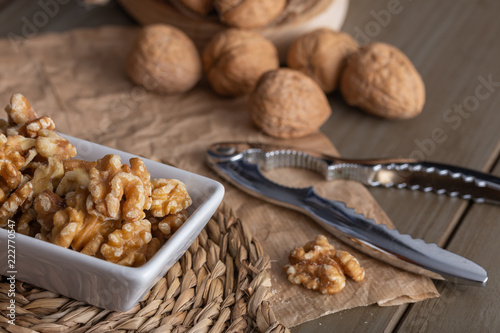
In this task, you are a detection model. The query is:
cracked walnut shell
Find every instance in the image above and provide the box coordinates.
[126,24,202,94]
[340,42,426,119]
[215,0,286,29]
[249,68,332,139]
[202,29,279,97]
[287,28,358,93]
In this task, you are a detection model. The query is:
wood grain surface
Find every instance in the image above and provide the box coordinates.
[1,0,499,332]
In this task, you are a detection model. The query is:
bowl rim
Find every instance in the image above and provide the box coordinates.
[0,133,225,277]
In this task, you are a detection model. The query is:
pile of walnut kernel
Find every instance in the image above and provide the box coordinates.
[0,94,192,267]
[285,235,365,294]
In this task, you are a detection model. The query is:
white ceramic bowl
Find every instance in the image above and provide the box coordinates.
[0,135,224,311]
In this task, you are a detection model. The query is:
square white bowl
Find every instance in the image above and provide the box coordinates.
[0,135,224,311]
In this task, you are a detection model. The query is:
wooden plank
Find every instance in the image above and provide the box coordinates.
[295,0,500,331]
[325,0,500,242]
[395,161,500,332]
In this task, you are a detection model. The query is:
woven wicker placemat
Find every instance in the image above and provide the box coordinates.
[0,206,289,333]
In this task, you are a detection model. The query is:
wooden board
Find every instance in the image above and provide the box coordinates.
[118,0,349,61]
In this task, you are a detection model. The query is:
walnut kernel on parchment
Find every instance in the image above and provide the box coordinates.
[285,235,365,294]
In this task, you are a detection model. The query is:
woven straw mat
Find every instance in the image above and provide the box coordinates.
[0,206,290,333]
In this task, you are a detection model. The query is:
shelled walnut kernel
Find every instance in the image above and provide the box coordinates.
[0,94,193,267]
[285,235,365,294]
[126,24,202,94]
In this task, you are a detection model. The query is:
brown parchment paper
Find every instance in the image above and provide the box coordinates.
[0,26,438,328]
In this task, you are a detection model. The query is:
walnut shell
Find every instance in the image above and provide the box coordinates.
[177,0,213,16]
[249,69,332,139]
[202,29,279,97]
[215,0,286,29]
[126,24,202,94]
[287,28,358,93]
[340,42,425,119]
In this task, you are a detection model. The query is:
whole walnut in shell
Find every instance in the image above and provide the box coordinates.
[215,0,286,29]
[177,0,213,16]
[249,69,332,139]
[287,28,358,93]
[340,42,425,119]
[202,29,279,97]
[126,24,202,94]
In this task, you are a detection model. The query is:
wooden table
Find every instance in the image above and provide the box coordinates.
[1,1,499,331]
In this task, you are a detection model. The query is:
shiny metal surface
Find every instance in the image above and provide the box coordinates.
[206,142,489,286]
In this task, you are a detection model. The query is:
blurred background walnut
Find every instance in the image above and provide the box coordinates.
[176,0,213,16]
[214,0,286,29]
[126,24,202,94]
[287,28,358,93]
[249,68,332,138]
[0,182,33,227]
[340,42,426,119]
[202,29,279,97]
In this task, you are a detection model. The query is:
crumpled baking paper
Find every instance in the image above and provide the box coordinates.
[0,26,438,327]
